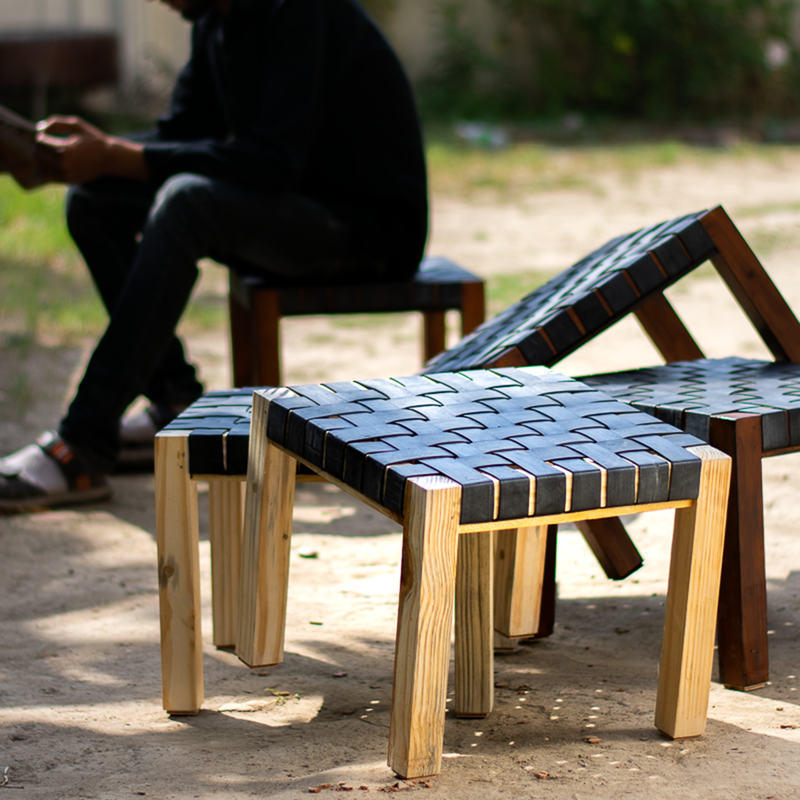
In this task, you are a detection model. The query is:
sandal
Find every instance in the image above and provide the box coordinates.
[0,431,112,511]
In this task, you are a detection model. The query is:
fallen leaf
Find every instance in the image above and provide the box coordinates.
[615,627,629,635]
[780,724,798,729]
[332,671,348,678]
[341,709,355,715]
[494,681,509,688]
[584,737,602,744]
[359,787,370,791]
[298,548,319,559]
[533,772,549,780]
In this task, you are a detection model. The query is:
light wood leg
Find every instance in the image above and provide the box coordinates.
[155,432,203,715]
[208,479,245,649]
[655,445,731,738]
[494,526,548,638]
[235,393,296,667]
[455,530,494,718]
[388,477,461,779]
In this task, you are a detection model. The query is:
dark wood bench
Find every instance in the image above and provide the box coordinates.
[228,255,486,386]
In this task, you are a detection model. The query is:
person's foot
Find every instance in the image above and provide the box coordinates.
[0,431,112,512]
[118,402,193,468]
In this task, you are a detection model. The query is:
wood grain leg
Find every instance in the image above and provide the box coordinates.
[208,479,245,649]
[252,287,282,387]
[709,414,768,690]
[455,530,494,718]
[655,445,731,739]
[423,311,446,363]
[460,281,486,335]
[494,527,547,638]
[576,517,643,580]
[235,393,296,667]
[388,477,461,779]
[155,432,203,715]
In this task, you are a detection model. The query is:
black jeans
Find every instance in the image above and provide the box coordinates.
[60,173,385,473]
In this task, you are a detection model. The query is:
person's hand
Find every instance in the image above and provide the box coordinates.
[35,116,114,184]
[35,116,149,184]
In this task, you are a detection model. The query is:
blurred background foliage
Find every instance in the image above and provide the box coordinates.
[419,0,799,121]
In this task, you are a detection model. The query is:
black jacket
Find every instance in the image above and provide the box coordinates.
[143,0,428,277]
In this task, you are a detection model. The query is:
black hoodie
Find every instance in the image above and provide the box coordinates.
[142,0,428,278]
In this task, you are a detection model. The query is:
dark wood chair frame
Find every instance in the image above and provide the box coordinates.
[452,205,800,691]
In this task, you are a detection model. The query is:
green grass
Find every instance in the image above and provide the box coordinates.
[0,182,105,345]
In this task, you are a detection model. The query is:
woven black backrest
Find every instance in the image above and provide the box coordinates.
[424,210,717,372]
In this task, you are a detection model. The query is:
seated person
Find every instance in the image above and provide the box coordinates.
[0,0,428,510]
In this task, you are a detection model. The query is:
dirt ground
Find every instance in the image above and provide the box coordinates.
[3,150,800,799]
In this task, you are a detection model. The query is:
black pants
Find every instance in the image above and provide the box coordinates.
[60,173,386,472]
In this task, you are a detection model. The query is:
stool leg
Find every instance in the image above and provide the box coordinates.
[422,311,446,363]
[494,526,548,638]
[460,281,486,336]
[532,525,558,639]
[252,288,282,387]
[228,287,254,388]
[655,445,731,739]
[155,432,203,715]
[236,395,296,667]
[388,477,461,779]
[709,414,768,690]
[208,479,245,649]
[455,530,494,718]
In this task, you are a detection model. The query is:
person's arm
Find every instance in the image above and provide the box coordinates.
[35,117,150,184]
[143,0,331,191]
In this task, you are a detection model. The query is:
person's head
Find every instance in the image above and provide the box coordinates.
[156,0,231,22]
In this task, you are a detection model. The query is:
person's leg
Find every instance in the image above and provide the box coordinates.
[66,179,204,408]
[60,175,371,473]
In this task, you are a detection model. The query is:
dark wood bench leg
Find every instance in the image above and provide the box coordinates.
[461,281,486,336]
[422,311,446,363]
[253,288,282,387]
[229,290,255,388]
[576,517,643,579]
[709,413,769,690]
[530,524,558,639]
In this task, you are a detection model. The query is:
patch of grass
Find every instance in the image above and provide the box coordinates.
[0,181,106,344]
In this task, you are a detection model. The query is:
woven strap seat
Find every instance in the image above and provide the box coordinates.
[583,356,800,450]
[261,367,705,523]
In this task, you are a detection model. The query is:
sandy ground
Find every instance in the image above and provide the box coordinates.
[3,150,800,798]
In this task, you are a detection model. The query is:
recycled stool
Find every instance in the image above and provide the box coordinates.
[584,356,800,690]
[228,255,486,386]
[233,367,731,778]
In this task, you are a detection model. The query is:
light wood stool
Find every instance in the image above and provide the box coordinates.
[233,367,731,778]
